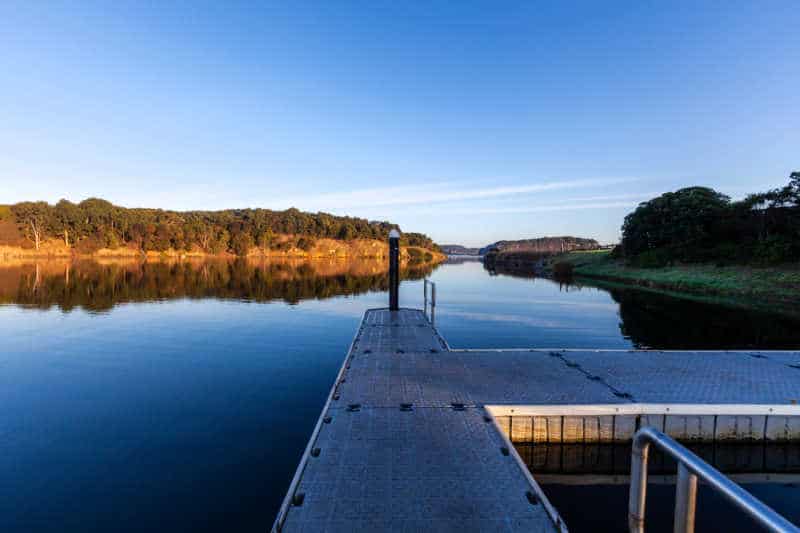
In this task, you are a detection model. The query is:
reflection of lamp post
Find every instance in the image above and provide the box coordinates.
[388,229,400,311]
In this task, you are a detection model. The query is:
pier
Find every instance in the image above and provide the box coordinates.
[273,306,800,532]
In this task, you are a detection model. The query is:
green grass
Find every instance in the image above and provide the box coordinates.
[0,205,10,221]
[551,249,800,309]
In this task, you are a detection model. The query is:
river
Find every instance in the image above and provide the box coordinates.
[1,257,798,531]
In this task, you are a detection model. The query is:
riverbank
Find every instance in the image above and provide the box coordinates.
[0,238,446,264]
[549,250,800,309]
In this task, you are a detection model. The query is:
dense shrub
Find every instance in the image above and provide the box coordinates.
[752,236,797,265]
[74,236,103,254]
[407,247,423,264]
[296,237,315,251]
[552,261,574,277]
[629,249,672,268]
[230,232,255,256]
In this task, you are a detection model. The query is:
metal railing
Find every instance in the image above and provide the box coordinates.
[629,426,799,533]
[423,279,436,326]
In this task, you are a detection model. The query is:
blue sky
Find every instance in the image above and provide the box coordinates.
[1,2,797,246]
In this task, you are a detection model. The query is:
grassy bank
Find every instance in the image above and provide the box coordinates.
[550,249,800,308]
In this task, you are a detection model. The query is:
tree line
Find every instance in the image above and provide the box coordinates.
[618,172,800,266]
[3,198,440,255]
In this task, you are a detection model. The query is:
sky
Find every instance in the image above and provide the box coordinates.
[1,2,798,246]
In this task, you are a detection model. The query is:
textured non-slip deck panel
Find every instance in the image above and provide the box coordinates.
[353,327,447,354]
[350,311,800,408]
[353,309,447,354]
[278,309,560,532]
[277,308,800,532]
[281,407,556,533]
[337,350,621,407]
[362,308,431,327]
[559,351,800,404]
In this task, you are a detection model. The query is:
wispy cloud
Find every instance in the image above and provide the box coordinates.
[444,201,641,215]
[560,192,660,203]
[267,177,639,211]
[344,200,642,219]
[441,309,569,329]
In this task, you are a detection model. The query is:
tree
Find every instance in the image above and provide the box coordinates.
[54,199,82,247]
[79,198,115,228]
[12,201,50,250]
[210,228,230,254]
[257,229,275,250]
[296,236,315,251]
[617,174,800,265]
[620,187,731,258]
[231,232,254,256]
[338,224,356,240]
[753,171,800,209]
[153,224,173,252]
[3,198,441,257]
[738,172,800,262]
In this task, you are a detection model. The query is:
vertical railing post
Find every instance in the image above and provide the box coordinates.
[388,229,400,311]
[628,436,649,533]
[629,426,797,533]
[423,280,428,317]
[430,282,436,326]
[674,463,698,533]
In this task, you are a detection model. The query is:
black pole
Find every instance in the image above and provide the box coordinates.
[388,229,400,310]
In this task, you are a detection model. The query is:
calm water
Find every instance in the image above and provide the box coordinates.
[517,442,800,532]
[1,257,799,531]
[540,480,800,532]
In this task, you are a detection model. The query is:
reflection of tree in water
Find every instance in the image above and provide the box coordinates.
[443,256,482,265]
[483,260,536,279]
[482,259,584,291]
[482,253,551,278]
[1,259,438,312]
[483,259,800,349]
[607,287,800,349]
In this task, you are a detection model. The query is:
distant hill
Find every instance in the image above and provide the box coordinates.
[443,238,600,257]
[480,237,600,256]
[440,244,481,256]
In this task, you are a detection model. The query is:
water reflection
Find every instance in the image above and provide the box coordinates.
[608,287,800,349]
[517,442,800,532]
[0,258,438,312]
[4,257,800,348]
[483,254,549,278]
[516,442,800,476]
[482,259,800,349]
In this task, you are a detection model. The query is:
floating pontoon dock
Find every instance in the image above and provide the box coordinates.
[273,306,800,532]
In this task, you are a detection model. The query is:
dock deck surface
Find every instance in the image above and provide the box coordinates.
[274,308,800,532]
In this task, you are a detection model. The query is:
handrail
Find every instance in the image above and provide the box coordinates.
[629,426,799,533]
[423,279,436,326]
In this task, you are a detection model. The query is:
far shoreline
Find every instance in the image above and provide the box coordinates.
[0,241,446,264]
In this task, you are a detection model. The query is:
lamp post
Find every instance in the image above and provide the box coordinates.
[388,229,400,310]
